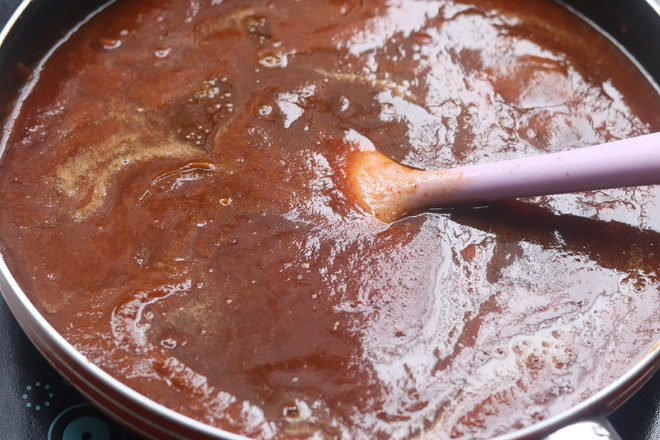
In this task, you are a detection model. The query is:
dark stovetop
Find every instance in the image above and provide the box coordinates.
[0,0,657,439]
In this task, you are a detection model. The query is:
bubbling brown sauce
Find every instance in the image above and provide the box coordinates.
[0,0,659,438]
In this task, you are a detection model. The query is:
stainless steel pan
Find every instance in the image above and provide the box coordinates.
[0,0,658,439]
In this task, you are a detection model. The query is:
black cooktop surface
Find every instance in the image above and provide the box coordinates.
[0,0,657,439]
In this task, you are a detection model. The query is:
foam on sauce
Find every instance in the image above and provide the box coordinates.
[0,0,658,439]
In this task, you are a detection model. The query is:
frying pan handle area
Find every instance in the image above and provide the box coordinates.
[542,417,622,440]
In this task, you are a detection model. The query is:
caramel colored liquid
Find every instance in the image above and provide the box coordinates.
[0,1,658,438]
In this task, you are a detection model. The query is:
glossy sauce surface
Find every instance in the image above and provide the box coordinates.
[0,0,659,439]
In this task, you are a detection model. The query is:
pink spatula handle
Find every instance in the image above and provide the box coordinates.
[442,132,660,204]
[347,132,660,222]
